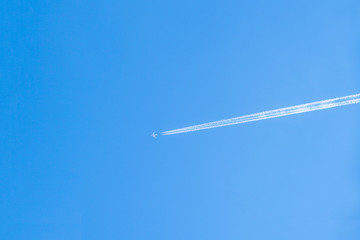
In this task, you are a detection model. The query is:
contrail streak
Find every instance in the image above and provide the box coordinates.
[162,93,360,136]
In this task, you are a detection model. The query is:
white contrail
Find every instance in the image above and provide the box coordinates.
[162,93,360,136]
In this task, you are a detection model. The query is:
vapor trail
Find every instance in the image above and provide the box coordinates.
[162,93,360,136]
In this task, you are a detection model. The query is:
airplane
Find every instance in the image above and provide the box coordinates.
[151,132,158,138]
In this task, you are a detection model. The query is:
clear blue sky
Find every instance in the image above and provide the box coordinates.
[1,0,360,239]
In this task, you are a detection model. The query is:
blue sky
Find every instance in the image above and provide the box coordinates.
[1,0,360,239]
